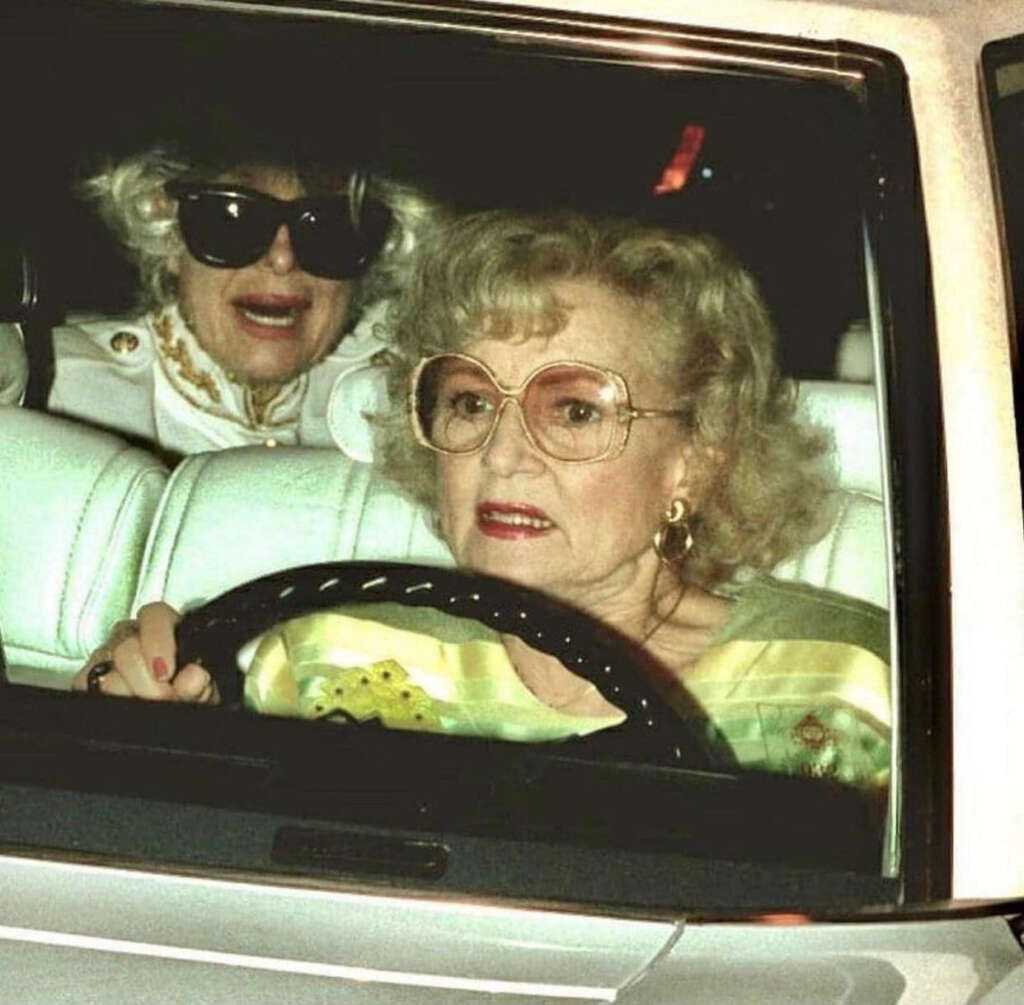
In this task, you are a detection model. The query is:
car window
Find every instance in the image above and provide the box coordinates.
[983,33,1024,505]
[0,0,943,914]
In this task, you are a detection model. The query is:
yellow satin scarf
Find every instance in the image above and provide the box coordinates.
[241,602,889,787]
[243,607,625,742]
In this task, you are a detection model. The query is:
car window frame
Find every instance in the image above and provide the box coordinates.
[0,0,951,912]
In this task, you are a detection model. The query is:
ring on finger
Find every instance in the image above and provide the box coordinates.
[86,660,115,695]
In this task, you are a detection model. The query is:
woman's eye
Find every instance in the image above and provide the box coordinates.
[449,391,493,419]
[556,399,602,425]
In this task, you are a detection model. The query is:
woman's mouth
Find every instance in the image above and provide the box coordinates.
[233,295,310,338]
[476,502,555,539]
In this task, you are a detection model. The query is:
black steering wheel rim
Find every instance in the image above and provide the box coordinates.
[175,561,735,769]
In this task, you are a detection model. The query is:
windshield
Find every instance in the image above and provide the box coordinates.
[0,0,910,912]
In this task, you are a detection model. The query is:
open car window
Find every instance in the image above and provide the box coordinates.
[0,0,949,915]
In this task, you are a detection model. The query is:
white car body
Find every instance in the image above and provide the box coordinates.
[0,0,1021,1002]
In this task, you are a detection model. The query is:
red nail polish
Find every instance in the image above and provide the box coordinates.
[153,657,169,681]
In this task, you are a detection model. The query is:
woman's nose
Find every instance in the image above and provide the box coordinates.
[263,224,298,274]
[481,403,546,476]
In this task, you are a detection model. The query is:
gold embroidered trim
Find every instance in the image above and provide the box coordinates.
[154,313,222,404]
[247,381,285,426]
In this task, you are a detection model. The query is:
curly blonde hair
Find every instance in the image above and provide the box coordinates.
[378,210,837,590]
[82,147,441,316]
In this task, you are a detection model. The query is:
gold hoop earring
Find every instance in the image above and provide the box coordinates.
[653,498,694,565]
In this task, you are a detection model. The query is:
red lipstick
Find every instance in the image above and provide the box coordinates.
[476,502,556,540]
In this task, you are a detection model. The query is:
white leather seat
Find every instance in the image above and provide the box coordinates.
[773,380,889,609]
[133,447,453,613]
[133,383,885,615]
[0,378,886,685]
[0,406,168,677]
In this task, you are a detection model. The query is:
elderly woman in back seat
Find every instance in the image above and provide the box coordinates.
[75,210,891,788]
[2,138,436,461]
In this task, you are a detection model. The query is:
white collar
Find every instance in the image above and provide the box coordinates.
[151,304,307,431]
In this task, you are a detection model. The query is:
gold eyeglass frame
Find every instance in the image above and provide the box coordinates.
[408,352,689,464]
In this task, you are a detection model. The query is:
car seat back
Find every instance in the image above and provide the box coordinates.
[133,381,886,617]
[0,376,886,682]
[132,447,453,614]
[0,406,168,677]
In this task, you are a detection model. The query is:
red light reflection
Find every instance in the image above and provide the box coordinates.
[653,124,707,195]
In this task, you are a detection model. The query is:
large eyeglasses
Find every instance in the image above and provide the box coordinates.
[410,353,689,463]
[165,179,392,281]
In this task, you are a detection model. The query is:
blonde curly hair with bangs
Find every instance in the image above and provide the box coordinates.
[378,209,837,590]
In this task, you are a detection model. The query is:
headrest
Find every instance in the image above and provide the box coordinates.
[774,380,889,608]
[796,380,883,498]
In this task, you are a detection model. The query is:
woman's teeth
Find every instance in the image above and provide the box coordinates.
[483,511,553,529]
[239,306,298,326]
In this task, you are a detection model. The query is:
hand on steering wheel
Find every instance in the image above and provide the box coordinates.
[72,603,218,704]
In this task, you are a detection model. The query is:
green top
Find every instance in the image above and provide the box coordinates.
[712,577,889,663]
[687,578,890,784]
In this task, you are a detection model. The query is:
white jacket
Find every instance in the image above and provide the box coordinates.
[1,303,392,462]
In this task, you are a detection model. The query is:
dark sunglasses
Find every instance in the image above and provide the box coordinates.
[165,177,392,280]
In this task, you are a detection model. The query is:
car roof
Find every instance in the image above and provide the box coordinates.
[470,0,1022,53]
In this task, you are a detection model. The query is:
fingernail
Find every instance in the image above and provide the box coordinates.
[153,657,169,682]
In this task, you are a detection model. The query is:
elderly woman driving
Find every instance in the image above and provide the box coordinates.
[74,210,890,786]
[5,143,434,459]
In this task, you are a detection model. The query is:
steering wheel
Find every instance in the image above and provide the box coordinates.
[175,561,735,770]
